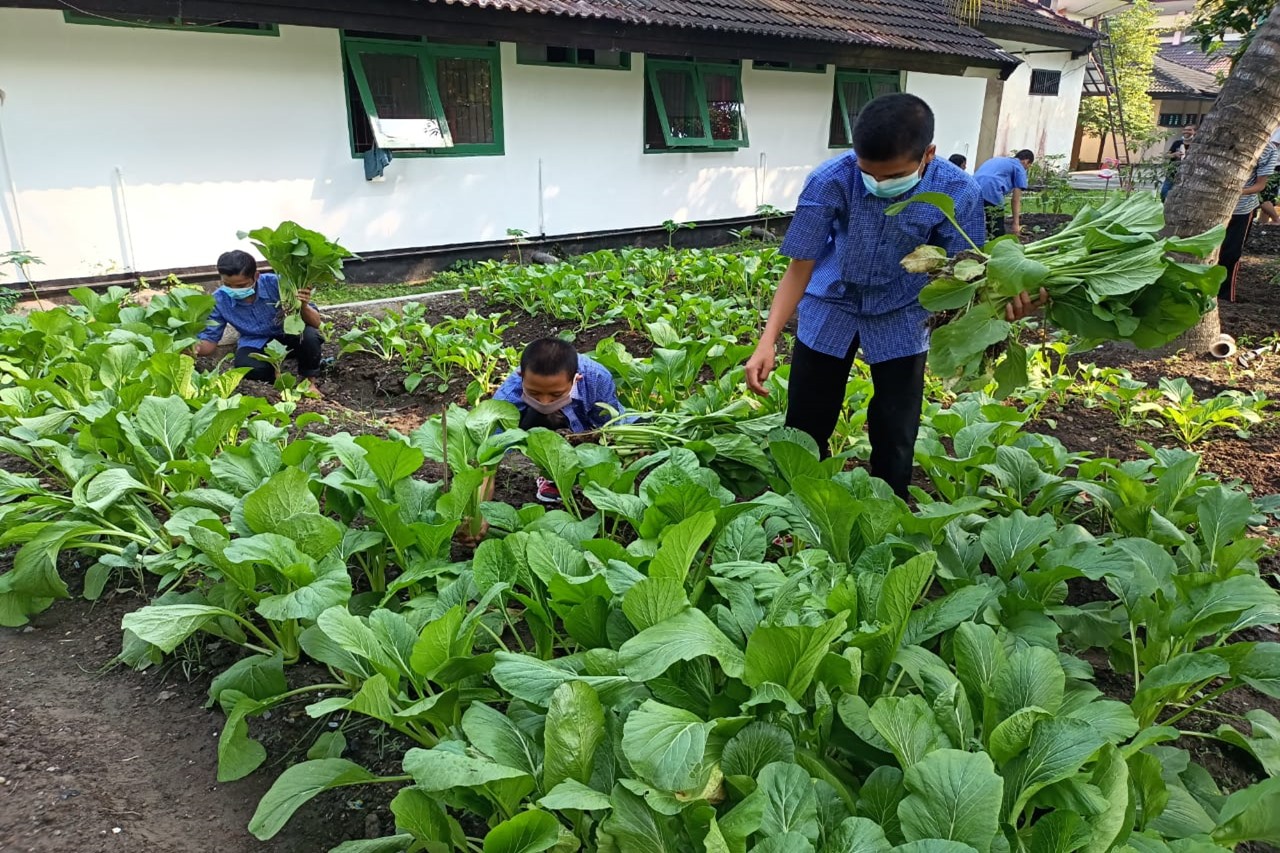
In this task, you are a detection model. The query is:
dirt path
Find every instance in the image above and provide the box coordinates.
[0,592,373,853]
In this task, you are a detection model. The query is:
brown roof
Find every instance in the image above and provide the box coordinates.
[1157,42,1232,76]
[1150,54,1220,98]
[420,0,1096,62]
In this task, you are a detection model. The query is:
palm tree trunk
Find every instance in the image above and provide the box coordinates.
[1160,8,1280,353]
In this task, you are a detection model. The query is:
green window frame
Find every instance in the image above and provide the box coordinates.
[752,60,827,74]
[342,34,504,158]
[516,44,631,70]
[830,69,901,148]
[62,11,278,36]
[645,59,747,152]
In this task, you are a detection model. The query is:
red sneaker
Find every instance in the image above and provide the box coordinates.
[535,476,561,505]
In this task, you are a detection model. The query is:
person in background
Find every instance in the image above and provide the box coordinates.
[948,153,968,171]
[1218,140,1279,302]
[494,337,624,503]
[974,149,1034,240]
[194,250,324,381]
[1161,125,1197,202]
[1256,128,1280,225]
[743,94,1045,500]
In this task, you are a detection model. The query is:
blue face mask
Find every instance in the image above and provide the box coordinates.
[861,163,926,199]
[219,284,256,301]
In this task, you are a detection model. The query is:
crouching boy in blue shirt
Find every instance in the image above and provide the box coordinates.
[745,94,1044,499]
[194,250,325,381]
[495,338,624,503]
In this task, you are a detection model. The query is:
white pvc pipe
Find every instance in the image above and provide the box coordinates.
[1209,333,1237,360]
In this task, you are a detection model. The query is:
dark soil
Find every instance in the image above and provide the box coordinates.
[1030,252,1280,498]
[0,587,400,853]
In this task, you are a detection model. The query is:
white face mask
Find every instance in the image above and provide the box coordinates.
[861,161,925,199]
[521,389,572,415]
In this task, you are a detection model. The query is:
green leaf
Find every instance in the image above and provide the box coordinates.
[753,834,815,853]
[649,511,715,582]
[492,653,634,706]
[462,703,543,778]
[992,341,1028,400]
[1165,225,1226,258]
[619,607,745,682]
[858,767,907,844]
[1028,811,1090,853]
[483,809,561,853]
[539,779,613,812]
[980,511,1056,580]
[828,817,893,853]
[759,761,820,841]
[790,477,860,564]
[984,239,1050,298]
[355,435,424,487]
[121,604,236,653]
[744,614,847,701]
[1197,485,1253,566]
[390,787,452,844]
[898,749,1003,852]
[953,623,1006,708]
[525,428,582,506]
[1212,777,1280,846]
[403,746,531,792]
[411,604,466,681]
[217,692,269,782]
[601,784,682,853]
[885,192,961,230]
[249,758,378,840]
[622,700,714,791]
[1083,744,1129,853]
[623,578,689,632]
[721,723,796,780]
[208,653,286,707]
[868,695,951,770]
[134,395,194,458]
[242,466,319,533]
[1002,718,1108,821]
[987,707,1051,764]
[543,681,605,792]
[892,843,980,853]
[78,468,149,514]
[992,645,1065,721]
[920,277,980,312]
[928,306,1011,378]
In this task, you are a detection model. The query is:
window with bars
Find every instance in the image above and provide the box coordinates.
[1159,113,1187,127]
[516,44,630,69]
[644,60,747,151]
[63,11,278,35]
[342,34,502,157]
[829,70,901,148]
[1029,69,1062,96]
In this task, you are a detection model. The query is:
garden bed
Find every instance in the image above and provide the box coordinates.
[3,232,1280,853]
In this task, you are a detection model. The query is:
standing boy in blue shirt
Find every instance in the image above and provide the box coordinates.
[974,149,1034,239]
[194,250,325,381]
[744,94,1044,499]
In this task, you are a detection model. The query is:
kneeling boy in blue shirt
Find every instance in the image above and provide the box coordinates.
[495,338,624,502]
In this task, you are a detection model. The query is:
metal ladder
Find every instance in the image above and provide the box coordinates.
[1085,20,1133,183]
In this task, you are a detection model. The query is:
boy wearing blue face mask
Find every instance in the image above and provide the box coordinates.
[744,94,1044,499]
[494,338,624,503]
[974,149,1034,239]
[194,250,325,381]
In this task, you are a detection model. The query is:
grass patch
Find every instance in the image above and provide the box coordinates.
[313,277,466,306]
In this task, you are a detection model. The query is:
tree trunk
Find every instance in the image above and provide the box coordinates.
[1159,8,1280,353]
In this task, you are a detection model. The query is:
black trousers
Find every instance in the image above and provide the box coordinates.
[234,327,323,382]
[984,202,1006,241]
[784,338,927,499]
[1218,212,1254,302]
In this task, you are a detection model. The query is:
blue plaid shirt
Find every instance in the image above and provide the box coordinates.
[780,153,985,363]
[494,354,623,432]
[197,274,316,350]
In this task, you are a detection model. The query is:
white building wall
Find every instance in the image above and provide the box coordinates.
[903,72,989,166]
[990,42,1089,161]
[0,9,987,279]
